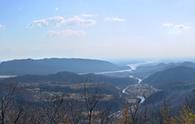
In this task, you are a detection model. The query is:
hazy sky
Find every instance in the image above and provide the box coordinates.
[0,0,194,60]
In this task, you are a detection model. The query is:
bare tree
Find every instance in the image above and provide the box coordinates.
[129,102,140,124]
[43,95,69,124]
[160,101,176,124]
[83,83,100,124]
[67,100,82,124]
[0,84,24,124]
[98,105,112,124]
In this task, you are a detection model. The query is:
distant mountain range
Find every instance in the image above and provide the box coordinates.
[142,66,195,89]
[0,58,129,75]
[2,71,137,88]
[143,66,195,108]
[134,61,195,78]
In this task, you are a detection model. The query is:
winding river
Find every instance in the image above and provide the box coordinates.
[109,63,147,118]
[122,76,145,104]
[0,75,16,79]
[121,64,146,104]
[94,62,147,104]
[82,62,150,104]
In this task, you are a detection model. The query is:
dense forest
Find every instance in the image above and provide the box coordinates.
[1,84,195,124]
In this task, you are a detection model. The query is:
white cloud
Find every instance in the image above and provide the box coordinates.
[65,16,96,27]
[55,7,59,11]
[105,17,126,22]
[80,14,96,18]
[0,24,5,30]
[31,19,49,27]
[48,29,86,38]
[162,23,174,28]
[162,23,192,34]
[28,15,96,28]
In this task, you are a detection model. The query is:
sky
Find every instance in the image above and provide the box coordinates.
[0,0,195,60]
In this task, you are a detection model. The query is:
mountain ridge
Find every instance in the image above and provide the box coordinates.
[142,66,195,89]
[0,58,129,75]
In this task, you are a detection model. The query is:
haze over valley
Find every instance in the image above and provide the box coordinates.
[1,0,195,124]
[1,58,195,123]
